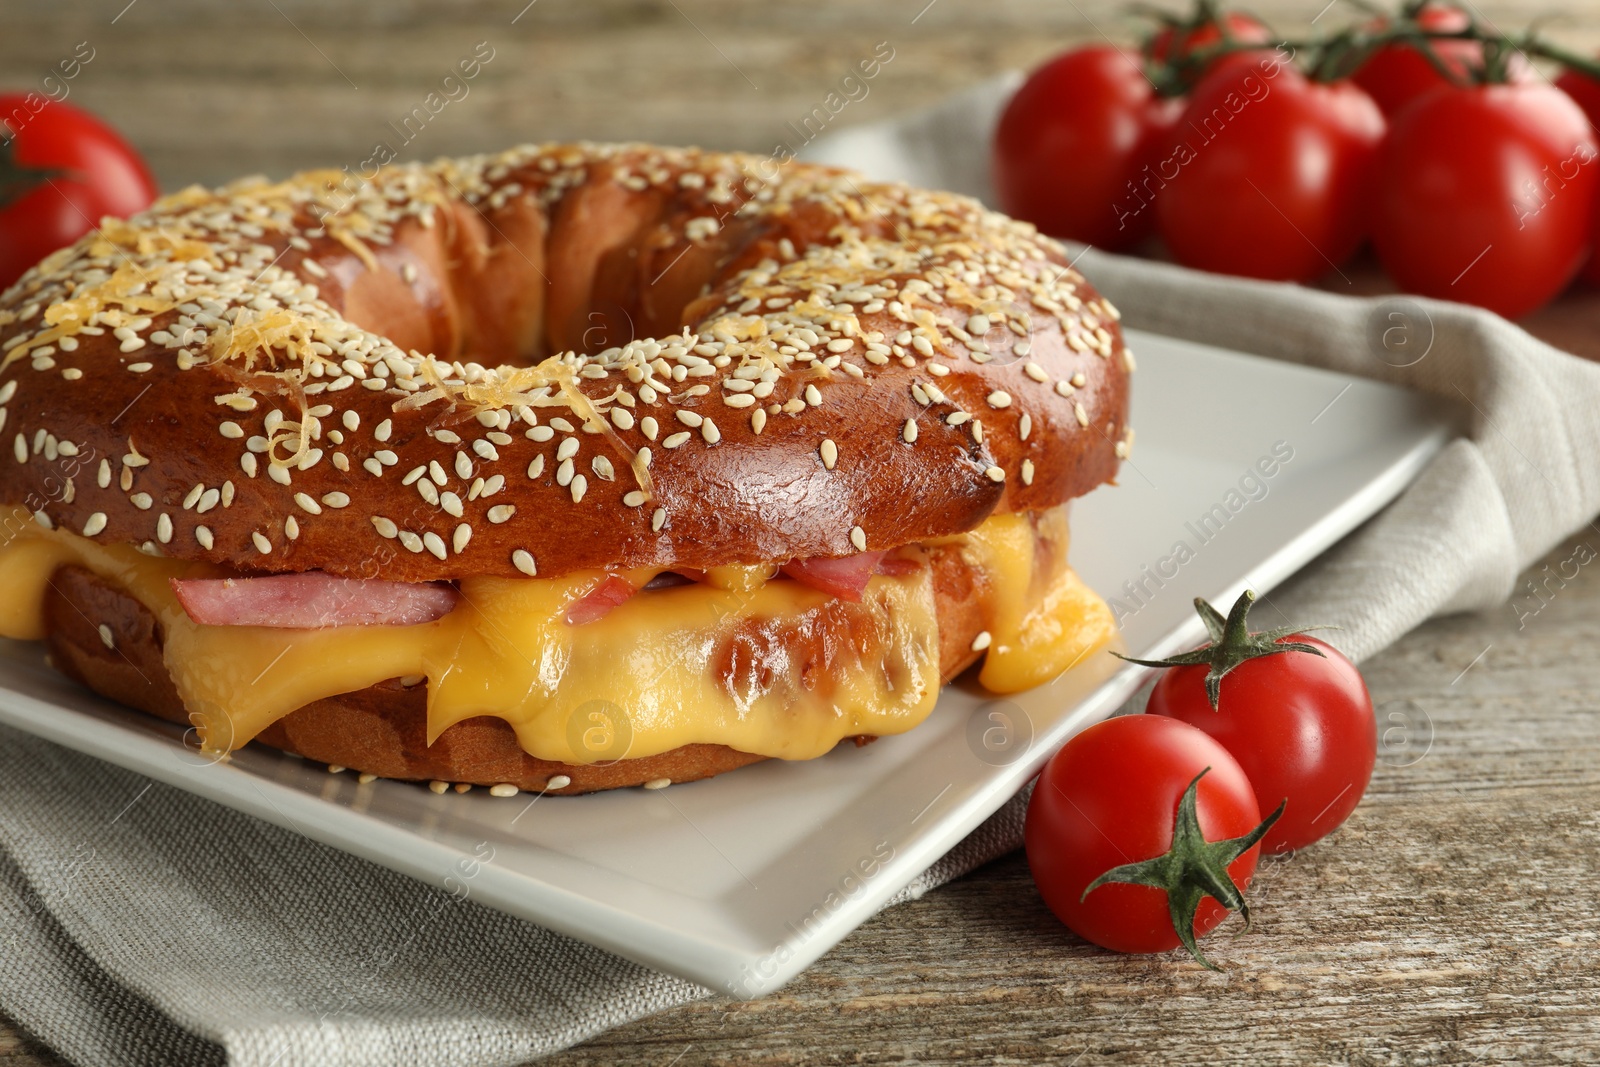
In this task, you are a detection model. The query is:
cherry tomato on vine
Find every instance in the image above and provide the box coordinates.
[1354,3,1487,118]
[0,95,157,292]
[1025,714,1280,968]
[1133,591,1376,855]
[993,47,1182,250]
[1154,52,1385,282]
[1148,8,1273,85]
[1373,81,1597,318]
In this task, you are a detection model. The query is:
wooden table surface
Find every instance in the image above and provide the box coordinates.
[4,1,1600,1063]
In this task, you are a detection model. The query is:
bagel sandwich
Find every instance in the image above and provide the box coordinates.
[0,142,1132,794]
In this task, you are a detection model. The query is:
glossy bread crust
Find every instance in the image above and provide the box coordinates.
[0,143,1131,580]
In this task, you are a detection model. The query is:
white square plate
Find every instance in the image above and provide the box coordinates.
[0,330,1456,995]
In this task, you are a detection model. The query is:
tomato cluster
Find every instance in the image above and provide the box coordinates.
[993,1,1600,319]
[1025,591,1376,968]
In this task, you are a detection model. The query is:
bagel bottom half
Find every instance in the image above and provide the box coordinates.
[39,540,1002,795]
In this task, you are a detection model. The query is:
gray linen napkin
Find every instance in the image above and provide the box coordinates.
[4,75,1598,1067]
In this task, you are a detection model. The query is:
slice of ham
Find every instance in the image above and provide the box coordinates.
[170,573,459,628]
[565,575,637,625]
[781,551,888,602]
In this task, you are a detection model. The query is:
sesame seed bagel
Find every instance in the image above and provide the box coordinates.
[0,141,1130,794]
[0,142,1131,577]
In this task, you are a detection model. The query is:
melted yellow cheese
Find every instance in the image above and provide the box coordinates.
[0,505,1114,764]
[962,509,1117,693]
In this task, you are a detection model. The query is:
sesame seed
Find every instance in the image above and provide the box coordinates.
[12,435,24,463]
[1024,361,1049,383]
[1021,459,1035,485]
[985,466,1006,483]
[751,408,767,434]
[417,479,440,506]
[804,384,822,406]
[571,474,588,502]
[623,490,646,507]
[640,416,659,440]
[643,778,672,790]
[97,624,115,649]
[545,775,572,790]
[652,507,667,532]
[966,314,990,335]
[157,514,173,543]
[1075,402,1090,427]
[294,492,322,514]
[527,454,545,479]
[428,780,449,795]
[662,431,691,449]
[430,461,448,485]
[557,437,579,461]
[423,532,447,559]
[512,549,538,576]
[399,531,424,553]
[820,439,838,469]
[826,338,853,353]
[946,412,971,426]
[454,453,473,479]
[220,421,243,439]
[322,492,349,508]
[372,516,399,538]
[488,504,516,523]
[441,491,464,518]
[130,492,152,510]
[850,525,867,551]
[1019,413,1032,441]
[97,460,110,488]
[903,419,918,443]
[971,631,992,652]
[252,531,272,554]
[1071,372,1087,387]
[32,511,50,529]
[374,419,393,442]
[196,526,214,550]
[987,390,1012,409]
[1055,380,1075,398]
[82,512,107,537]
[489,783,520,797]
[285,516,300,540]
[701,418,721,445]
[453,523,472,554]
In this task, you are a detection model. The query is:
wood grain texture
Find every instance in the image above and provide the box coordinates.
[1,2,1599,1063]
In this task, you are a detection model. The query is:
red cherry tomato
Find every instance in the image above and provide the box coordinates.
[1025,715,1266,958]
[1555,63,1600,286]
[1353,3,1484,117]
[0,95,157,291]
[1154,53,1385,282]
[1149,10,1273,83]
[993,46,1182,250]
[1148,633,1375,854]
[1373,81,1598,318]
